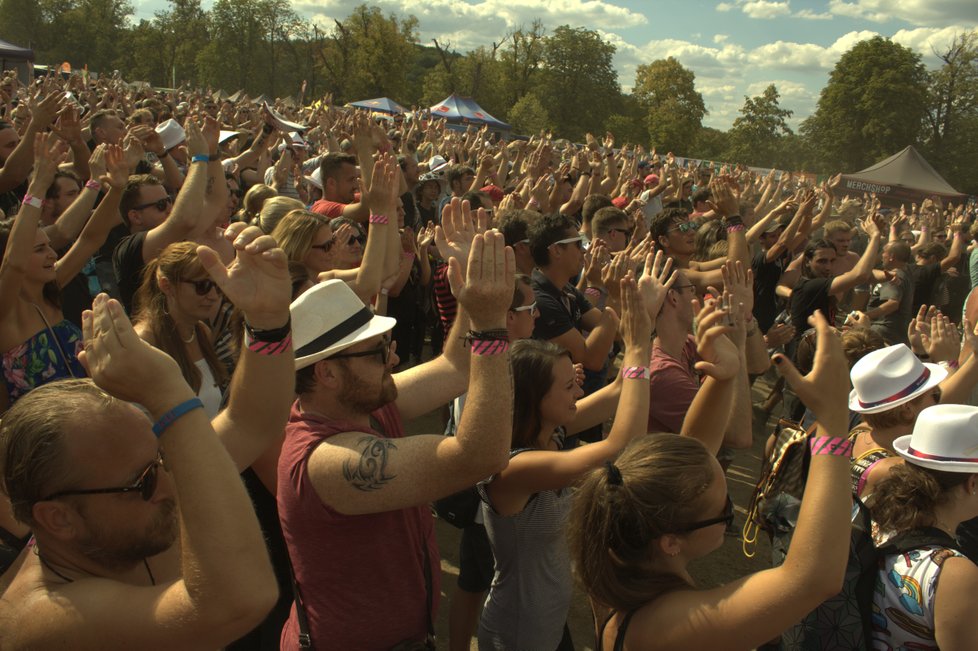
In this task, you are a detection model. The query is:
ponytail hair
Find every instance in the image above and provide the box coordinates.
[568,434,714,613]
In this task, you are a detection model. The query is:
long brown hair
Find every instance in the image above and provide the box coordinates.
[567,435,715,613]
[871,463,970,534]
[132,242,228,393]
[511,339,571,449]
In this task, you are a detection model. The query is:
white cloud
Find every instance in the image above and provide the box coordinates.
[795,8,833,19]
[742,1,791,19]
[827,0,978,27]
[716,2,735,11]
[713,34,730,44]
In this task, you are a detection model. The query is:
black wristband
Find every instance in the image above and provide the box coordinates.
[158,149,169,159]
[244,317,292,343]
[725,214,743,227]
[462,329,509,346]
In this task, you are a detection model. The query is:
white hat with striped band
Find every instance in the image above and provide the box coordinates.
[848,344,946,414]
[894,404,978,472]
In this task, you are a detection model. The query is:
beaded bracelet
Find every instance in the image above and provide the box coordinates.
[369,214,389,225]
[809,436,853,457]
[470,339,510,355]
[152,397,204,437]
[621,366,651,380]
[85,179,101,191]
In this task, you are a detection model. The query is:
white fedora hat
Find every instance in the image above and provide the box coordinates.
[155,118,186,152]
[427,154,449,174]
[848,344,946,414]
[894,404,978,472]
[304,167,323,190]
[291,280,395,370]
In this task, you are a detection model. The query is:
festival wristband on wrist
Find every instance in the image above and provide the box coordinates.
[727,224,746,233]
[152,397,204,437]
[157,149,169,159]
[369,214,389,225]
[22,194,43,209]
[191,154,209,164]
[621,366,651,380]
[243,319,292,356]
[809,436,853,457]
[470,339,510,355]
[85,179,101,191]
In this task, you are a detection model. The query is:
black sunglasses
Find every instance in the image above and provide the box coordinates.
[38,452,164,503]
[133,195,173,212]
[676,495,734,533]
[668,221,697,234]
[182,278,219,296]
[330,338,392,366]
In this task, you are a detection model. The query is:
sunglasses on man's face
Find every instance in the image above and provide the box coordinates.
[182,278,219,296]
[550,235,585,250]
[133,196,173,212]
[38,452,164,503]
[330,338,393,366]
[668,221,697,234]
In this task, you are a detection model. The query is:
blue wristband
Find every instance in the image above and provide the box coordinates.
[190,154,209,164]
[152,397,204,437]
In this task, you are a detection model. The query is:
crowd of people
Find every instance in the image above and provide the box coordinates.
[1,67,978,650]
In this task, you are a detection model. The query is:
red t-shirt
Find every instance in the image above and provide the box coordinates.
[647,336,701,433]
[277,401,440,650]
[309,199,347,217]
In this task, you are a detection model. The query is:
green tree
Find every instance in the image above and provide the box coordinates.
[690,126,729,162]
[536,26,621,141]
[0,0,45,54]
[801,36,929,172]
[923,31,978,194]
[508,91,551,135]
[314,4,418,104]
[497,21,546,109]
[724,84,793,167]
[632,57,706,155]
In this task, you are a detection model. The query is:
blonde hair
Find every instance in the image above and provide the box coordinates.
[258,196,303,234]
[240,184,278,225]
[270,209,331,266]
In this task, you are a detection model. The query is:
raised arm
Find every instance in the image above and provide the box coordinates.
[306,232,516,515]
[830,214,883,297]
[35,294,278,650]
[141,119,210,262]
[629,312,853,650]
[0,133,66,315]
[203,223,294,470]
[0,92,66,193]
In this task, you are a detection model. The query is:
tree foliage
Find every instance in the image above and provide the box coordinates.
[724,84,793,167]
[801,36,929,173]
[632,57,706,154]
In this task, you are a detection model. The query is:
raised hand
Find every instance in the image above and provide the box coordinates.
[122,133,145,172]
[434,198,479,276]
[185,118,208,158]
[27,91,67,130]
[692,297,739,381]
[29,131,69,192]
[921,313,959,364]
[363,152,400,217]
[198,223,291,330]
[721,259,754,315]
[637,249,676,326]
[446,230,515,330]
[103,144,129,190]
[52,104,83,144]
[88,143,108,183]
[79,294,191,414]
[619,272,652,350]
[773,311,849,435]
[707,178,739,217]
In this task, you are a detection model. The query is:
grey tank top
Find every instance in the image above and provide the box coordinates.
[476,440,574,651]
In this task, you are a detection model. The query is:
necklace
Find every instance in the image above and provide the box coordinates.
[180,326,196,344]
[35,545,156,585]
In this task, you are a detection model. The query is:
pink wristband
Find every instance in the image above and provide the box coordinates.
[244,332,292,356]
[726,224,746,233]
[85,179,101,191]
[369,214,389,225]
[585,287,602,298]
[470,339,510,356]
[22,194,42,209]
[621,366,651,380]
[809,436,853,457]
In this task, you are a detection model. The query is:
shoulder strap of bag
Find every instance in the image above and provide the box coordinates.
[286,555,314,649]
[31,303,76,378]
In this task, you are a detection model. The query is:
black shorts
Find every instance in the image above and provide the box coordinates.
[457,523,494,593]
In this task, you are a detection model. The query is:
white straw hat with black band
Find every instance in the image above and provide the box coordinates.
[848,344,946,414]
[291,280,395,370]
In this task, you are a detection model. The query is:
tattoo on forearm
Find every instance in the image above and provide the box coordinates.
[206,176,215,194]
[343,436,397,491]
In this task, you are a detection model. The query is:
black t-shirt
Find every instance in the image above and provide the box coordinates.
[400,190,420,232]
[530,268,593,341]
[789,276,834,334]
[112,231,149,313]
[752,248,790,333]
[911,262,942,313]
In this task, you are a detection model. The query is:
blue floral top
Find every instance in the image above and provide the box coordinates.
[2,320,86,405]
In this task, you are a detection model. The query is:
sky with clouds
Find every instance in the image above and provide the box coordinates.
[131,0,978,130]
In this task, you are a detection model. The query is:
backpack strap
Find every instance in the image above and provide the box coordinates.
[880,527,961,556]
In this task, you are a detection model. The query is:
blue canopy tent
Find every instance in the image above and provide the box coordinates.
[429,94,510,131]
[348,97,407,115]
[0,38,34,84]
